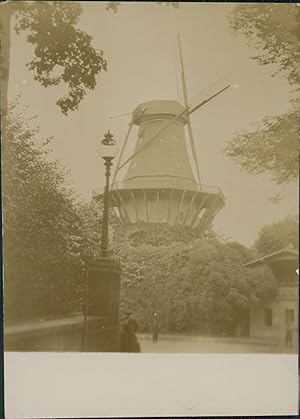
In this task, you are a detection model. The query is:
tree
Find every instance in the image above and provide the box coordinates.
[110,222,191,331]
[3,104,84,321]
[187,239,250,335]
[115,222,202,248]
[225,110,298,184]
[111,223,268,336]
[0,1,106,116]
[230,4,299,85]
[247,264,278,306]
[254,215,298,256]
[224,241,255,264]
[77,197,119,262]
[226,4,299,185]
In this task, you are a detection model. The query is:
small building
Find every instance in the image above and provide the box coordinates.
[245,248,298,348]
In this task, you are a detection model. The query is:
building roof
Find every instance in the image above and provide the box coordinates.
[245,248,298,268]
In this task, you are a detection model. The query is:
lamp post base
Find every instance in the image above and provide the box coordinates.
[82,255,121,352]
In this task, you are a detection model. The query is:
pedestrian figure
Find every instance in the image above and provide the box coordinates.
[152,312,159,343]
[285,321,293,349]
[119,311,140,353]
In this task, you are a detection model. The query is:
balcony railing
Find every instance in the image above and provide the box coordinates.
[93,177,225,202]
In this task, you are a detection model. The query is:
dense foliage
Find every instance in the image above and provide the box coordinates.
[230,4,299,85]
[111,223,276,335]
[3,107,84,320]
[226,4,299,185]
[254,215,298,256]
[247,264,278,306]
[225,110,298,184]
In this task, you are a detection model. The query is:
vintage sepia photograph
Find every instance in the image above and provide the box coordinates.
[1,1,299,359]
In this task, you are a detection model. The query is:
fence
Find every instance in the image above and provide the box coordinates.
[4,264,121,352]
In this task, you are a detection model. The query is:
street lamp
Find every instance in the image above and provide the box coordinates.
[99,130,118,256]
[82,130,121,353]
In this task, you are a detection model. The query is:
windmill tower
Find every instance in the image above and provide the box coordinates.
[93,37,231,232]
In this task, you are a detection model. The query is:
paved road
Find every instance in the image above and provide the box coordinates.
[138,334,296,354]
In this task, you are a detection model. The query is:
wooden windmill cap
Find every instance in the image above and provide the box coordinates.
[132,100,189,125]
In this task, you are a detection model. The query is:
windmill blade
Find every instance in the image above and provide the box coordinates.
[112,106,147,182]
[186,116,201,184]
[111,121,133,188]
[189,74,233,109]
[109,111,132,120]
[109,105,148,120]
[188,83,232,117]
[177,33,201,185]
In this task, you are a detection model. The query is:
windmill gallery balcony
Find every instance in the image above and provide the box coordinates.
[93,177,225,229]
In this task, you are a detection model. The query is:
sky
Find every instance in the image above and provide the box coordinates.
[8,2,298,246]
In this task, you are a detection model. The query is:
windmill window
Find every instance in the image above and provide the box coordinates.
[285,309,294,324]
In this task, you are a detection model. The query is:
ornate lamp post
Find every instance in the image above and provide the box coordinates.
[99,130,118,256]
[83,131,121,352]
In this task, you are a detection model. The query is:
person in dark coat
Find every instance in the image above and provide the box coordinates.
[119,311,140,352]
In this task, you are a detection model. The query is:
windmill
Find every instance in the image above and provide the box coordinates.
[93,36,235,232]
